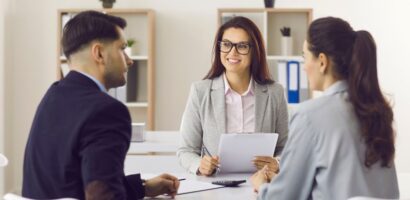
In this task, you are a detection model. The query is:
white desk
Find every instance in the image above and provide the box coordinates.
[128,131,179,155]
[126,133,257,199]
[141,172,410,200]
[126,132,410,199]
[125,131,183,175]
[142,173,257,200]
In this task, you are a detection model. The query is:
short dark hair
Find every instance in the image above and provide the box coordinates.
[307,17,395,168]
[62,10,127,59]
[204,16,273,85]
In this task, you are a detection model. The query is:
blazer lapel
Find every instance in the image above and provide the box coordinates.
[210,76,226,134]
[254,83,268,132]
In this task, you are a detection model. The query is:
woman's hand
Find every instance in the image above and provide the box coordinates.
[198,155,219,176]
[251,165,275,193]
[253,156,279,176]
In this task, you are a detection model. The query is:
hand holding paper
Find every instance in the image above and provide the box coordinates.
[252,156,279,173]
[144,173,180,198]
[217,133,278,173]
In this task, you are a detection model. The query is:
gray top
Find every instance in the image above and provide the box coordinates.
[177,75,289,173]
[258,81,400,200]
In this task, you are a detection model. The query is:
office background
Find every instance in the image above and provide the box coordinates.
[0,0,409,195]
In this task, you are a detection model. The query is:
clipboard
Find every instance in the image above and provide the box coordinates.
[217,133,278,173]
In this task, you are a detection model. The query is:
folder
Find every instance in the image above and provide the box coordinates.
[299,62,309,102]
[287,61,300,103]
[107,88,116,98]
[116,85,126,103]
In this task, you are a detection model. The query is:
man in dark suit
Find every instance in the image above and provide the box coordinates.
[22,11,179,200]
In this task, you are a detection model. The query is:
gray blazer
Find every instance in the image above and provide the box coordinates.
[177,75,289,173]
[258,81,399,200]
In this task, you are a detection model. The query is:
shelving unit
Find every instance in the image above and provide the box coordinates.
[218,8,313,104]
[57,9,156,130]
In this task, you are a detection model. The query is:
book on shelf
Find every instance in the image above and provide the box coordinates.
[108,85,127,104]
[116,85,127,103]
[107,61,140,104]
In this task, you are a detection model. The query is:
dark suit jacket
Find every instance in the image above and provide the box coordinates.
[23,71,144,200]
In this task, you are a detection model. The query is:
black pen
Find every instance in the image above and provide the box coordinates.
[178,178,186,181]
[202,145,212,157]
[202,145,221,172]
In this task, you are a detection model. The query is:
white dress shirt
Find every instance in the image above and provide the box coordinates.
[223,73,255,133]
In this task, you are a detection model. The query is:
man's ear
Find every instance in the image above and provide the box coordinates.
[91,42,105,65]
[318,53,329,74]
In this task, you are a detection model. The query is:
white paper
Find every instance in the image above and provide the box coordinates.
[140,174,223,195]
[177,180,223,195]
[217,133,278,173]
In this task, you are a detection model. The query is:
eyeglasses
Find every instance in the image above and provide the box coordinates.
[218,41,252,55]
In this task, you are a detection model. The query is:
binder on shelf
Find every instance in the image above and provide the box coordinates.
[116,85,127,103]
[287,61,300,103]
[108,88,116,98]
[107,86,126,103]
[127,61,138,102]
[299,62,309,102]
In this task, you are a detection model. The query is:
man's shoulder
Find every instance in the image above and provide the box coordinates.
[48,82,128,116]
[86,92,129,115]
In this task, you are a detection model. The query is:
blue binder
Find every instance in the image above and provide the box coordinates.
[287,61,300,103]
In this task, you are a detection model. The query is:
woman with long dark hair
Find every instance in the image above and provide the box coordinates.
[177,16,288,176]
[251,17,399,199]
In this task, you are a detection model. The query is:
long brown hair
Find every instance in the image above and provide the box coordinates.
[307,17,394,168]
[204,16,273,84]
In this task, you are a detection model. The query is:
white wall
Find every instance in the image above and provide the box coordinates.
[3,0,58,194]
[0,0,7,197]
[3,0,410,194]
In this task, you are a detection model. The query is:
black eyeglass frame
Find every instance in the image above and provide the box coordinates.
[217,41,252,55]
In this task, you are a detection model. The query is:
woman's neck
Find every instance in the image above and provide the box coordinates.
[322,74,340,91]
[225,72,251,94]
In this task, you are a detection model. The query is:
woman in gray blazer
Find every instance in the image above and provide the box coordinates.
[251,17,399,199]
[177,17,288,176]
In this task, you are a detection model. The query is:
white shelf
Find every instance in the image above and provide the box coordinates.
[267,55,304,62]
[126,102,148,107]
[129,55,148,60]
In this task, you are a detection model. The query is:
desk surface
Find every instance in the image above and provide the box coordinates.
[142,173,257,200]
[127,131,410,199]
[128,131,179,154]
